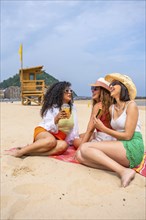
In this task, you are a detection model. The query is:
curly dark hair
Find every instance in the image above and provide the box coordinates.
[40,81,73,117]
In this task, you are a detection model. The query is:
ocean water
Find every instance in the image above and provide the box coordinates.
[135,99,146,106]
[1,97,146,106]
[74,96,146,106]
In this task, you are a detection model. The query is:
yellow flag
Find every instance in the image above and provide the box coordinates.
[18,44,23,62]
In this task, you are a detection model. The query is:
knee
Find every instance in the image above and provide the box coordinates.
[75,149,82,163]
[75,144,88,163]
[60,141,68,152]
[56,141,68,154]
[44,137,57,149]
[79,143,89,155]
[73,138,81,149]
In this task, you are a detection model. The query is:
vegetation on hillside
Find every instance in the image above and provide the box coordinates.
[0,74,21,89]
[0,71,59,89]
[36,71,59,86]
[0,71,77,96]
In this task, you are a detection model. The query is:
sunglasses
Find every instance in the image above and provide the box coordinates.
[64,89,73,94]
[110,81,121,86]
[91,86,100,91]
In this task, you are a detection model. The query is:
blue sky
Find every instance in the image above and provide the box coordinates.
[1,0,145,97]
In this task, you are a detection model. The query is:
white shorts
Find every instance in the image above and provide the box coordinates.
[91,132,116,142]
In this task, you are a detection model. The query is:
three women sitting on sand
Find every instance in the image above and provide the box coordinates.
[5,73,144,187]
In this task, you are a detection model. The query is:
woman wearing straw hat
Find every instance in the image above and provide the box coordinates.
[76,73,144,187]
[73,77,116,148]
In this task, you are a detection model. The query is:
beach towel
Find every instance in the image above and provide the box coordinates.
[51,147,146,177]
[133,152,146,177]
[50,146,79,164]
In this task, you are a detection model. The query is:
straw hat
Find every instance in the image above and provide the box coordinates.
[90,77,110,92]
[105,73,137,100]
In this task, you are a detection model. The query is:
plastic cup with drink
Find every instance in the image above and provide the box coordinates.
[61,103,71,119]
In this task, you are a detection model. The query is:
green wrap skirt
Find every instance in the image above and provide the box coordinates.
[120,132,144,168]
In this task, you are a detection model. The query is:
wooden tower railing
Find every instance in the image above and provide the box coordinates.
[20,66,45,105]
[21,80,45,105]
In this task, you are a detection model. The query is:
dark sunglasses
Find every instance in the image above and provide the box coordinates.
[91,86,100,91]
[64,89,73,94]
[110,81,121,86]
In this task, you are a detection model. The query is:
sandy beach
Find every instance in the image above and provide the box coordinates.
[1,100,146,220]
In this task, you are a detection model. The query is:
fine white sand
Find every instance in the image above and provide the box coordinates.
[1,101,146,220]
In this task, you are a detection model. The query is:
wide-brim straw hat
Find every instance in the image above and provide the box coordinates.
[105,73,137,100]
[89,77,110,92]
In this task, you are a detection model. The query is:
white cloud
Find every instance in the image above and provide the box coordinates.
[1,0,145,96]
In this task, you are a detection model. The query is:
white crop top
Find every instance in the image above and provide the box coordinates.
[110,102,141,132]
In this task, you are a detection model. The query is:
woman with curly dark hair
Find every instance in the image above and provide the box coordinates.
[6,81,79,157]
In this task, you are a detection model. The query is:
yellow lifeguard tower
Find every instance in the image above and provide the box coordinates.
[19,65,45,105]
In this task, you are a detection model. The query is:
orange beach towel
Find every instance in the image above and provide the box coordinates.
[133,152,146,177]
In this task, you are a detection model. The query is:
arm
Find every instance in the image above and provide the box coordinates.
[66,105,80,145]
[80,103,102,144]
[93,102,139,140]
[39,107,62,133]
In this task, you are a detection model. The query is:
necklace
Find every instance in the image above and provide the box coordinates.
[115,103,125,112]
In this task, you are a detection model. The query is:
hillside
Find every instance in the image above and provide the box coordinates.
[0,71,77,96]
[0,71,59,89]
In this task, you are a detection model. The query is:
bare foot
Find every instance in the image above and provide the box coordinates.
[121,169,136,187]
[4,148,23,157]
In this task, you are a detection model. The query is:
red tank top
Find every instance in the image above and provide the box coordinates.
[96,112,112,132]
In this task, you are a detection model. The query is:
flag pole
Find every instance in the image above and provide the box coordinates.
[19,44,23,102]
[19,44,23,80]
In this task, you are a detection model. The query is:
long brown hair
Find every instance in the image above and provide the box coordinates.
[92,87,113,111]
[92,87,113,122]
[100,88,113,112]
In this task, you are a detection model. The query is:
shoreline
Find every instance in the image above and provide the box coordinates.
[1,98,146,105]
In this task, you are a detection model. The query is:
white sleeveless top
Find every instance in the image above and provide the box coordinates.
[111,102,141,132]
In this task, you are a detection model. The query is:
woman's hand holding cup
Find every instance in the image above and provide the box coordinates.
[61,104,70,119]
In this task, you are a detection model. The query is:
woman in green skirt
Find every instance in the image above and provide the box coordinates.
[76,73,144,188]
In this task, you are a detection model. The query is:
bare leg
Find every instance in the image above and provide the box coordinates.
[28,140,68,156]
[4,132,66,157]
[76,142,136,187]
[73,138,82,149]
[76,150,113,171]
[73,133,94,149]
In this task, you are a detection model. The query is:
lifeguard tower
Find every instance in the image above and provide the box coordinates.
[19,65,45,105]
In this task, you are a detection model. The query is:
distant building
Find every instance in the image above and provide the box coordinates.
[4,86,21,99]
[0,90,4,99]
